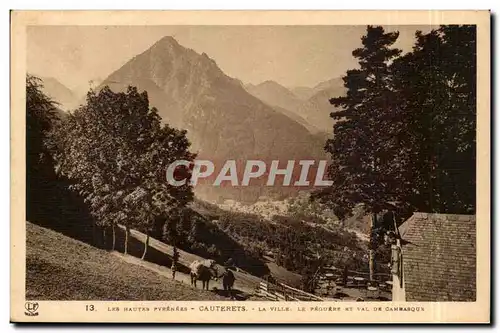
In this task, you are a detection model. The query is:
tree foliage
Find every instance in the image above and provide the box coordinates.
[391,25,476,214]
[160,208,269,277]
[316,24,476,221]
[314,26,404,219]
[26,75,59,220]
[216,211,366,276]
[51,86,196,252]
[26,74,99,246]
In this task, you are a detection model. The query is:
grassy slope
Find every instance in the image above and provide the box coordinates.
[26,221,225,301]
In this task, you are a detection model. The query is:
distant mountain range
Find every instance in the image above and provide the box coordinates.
[296,77,346,133]
[245,80,304,117]
[38,76,79,111]
[244,81,319,133]
[245,78,346,133]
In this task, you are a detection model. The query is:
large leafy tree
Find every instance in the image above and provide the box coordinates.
[51,86,195,256]
[315,26,403,280]
[26,74,59,221]
[26,75,97,245]
[391,25,476,214]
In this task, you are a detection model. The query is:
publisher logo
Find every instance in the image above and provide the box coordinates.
[25,302,39,316]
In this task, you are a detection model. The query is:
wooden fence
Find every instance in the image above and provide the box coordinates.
[256,279,324,301]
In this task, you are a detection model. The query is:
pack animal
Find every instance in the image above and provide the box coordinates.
[189,260,219,291]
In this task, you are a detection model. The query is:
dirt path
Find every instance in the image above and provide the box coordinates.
[113,252,193,285]
[121,226,271,297]
[112,252,263,301]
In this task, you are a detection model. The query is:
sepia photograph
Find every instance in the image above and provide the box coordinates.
[10,10,490,323]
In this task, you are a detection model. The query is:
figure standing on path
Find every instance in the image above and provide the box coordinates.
[172,246,179,280]
[171,261,177,280]
[343,265,349,286]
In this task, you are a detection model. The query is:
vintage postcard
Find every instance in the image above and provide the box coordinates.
[10,10,490,323]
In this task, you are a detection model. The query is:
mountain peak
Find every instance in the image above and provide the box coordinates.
[146,36,219,71]
[258,80,283,87]
[154,35,181,47]
[142,36,186,63]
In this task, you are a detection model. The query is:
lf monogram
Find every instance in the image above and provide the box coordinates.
[24,302,39,316]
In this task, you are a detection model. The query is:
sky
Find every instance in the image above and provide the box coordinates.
[27,25,435,94]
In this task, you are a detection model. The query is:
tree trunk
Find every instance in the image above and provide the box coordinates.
[392,211,400,238]
[103,227,107,249]
[369,213,376,281]
[111,223,116,251]
[141,232,150,260]
[92,222,97,247]
[124,226,130,255]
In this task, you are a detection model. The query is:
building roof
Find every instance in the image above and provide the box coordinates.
[398,212,476,301]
